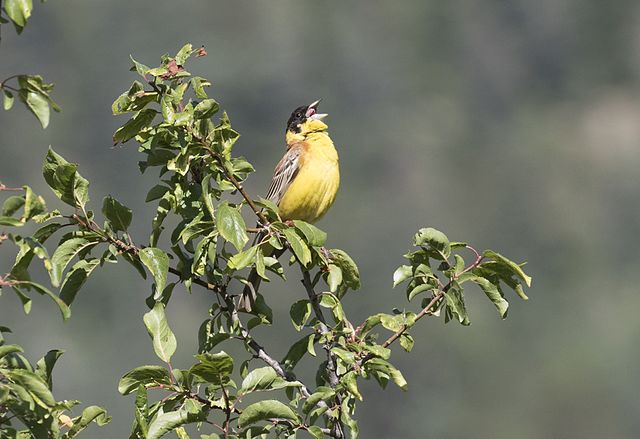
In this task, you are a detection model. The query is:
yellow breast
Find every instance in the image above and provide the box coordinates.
[278,133,340,223]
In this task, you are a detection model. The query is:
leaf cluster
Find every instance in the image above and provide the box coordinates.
[0,328,111,438]
[1,75,60,128]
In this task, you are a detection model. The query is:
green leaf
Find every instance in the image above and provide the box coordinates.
[289,300,311,331]
[363,344,391,360]
[307,426,324,439]
[414,227,450,258]
[143,303,177,362]
[5,368,55,408]
[444,284,470,325]
[293,220,327,247]
[282,335,311,370]
[16,281,71,320]
[0,344,23,359]
[329,249,361,290]
[483,250,532,287]
[216,201,248,251]
[365,359,408,391]
[23,186,46,220]
[175,427,190,439]
[49,237,99,288]
[392,265,412,287]
[0,216,23,226]
[255,247,267,280]
[326,264,342,293]
[147,409,205,439]
[468,274,509,318]
[189,351,233,385]
[198,321,231,353]
[145,185,170,202]
[341,402,360,438]
[332,347,356,365]
[178,220,215,245]
[342,371,362,400]
[227,245,258,270]
[4,0,32,30]
[191,77,209,99]
[59,258,101,306]
[118,365,172,395]
[35,349,64,387]
[193,99,219,120]
[3,194,25,216]
[201,175,216,219]
[302,387,334,415]
[3,89,15,110]
[160,96,175,124]
[319,293,344,322]
[11,286,32,314]
[283,228,311,266]
[42,147,89,207]
[175,43,193,65]
[399,334,414,352]
[129,55,150,76]
[379,313,404,332]
[65,406,111,437]
[237,400,299,428]
[113,108,157,145]
[23,89,50,128]
[239,366,301,394]
[139,247,169,296]
[102,195,132,232]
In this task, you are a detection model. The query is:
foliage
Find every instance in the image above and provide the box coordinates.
[1,4,109,436]
[0,328,111,437]
[1,0,60,129]
[0,42,531,438]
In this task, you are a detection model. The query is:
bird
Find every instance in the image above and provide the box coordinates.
[239,99,340,311]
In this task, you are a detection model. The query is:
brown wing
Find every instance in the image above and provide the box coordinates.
[265,143,304,205]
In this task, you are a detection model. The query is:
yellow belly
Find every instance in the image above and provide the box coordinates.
[278,148,340,223]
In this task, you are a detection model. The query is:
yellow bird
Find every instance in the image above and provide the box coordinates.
[239,100,340,311]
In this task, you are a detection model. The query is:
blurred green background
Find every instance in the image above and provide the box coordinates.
[2,1,640,438]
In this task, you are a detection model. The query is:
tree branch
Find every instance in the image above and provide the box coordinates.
[301,269,345,438]
[365,245,485,355]
[188,131,270,227]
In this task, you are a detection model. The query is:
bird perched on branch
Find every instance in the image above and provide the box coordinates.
[239,100,340,311]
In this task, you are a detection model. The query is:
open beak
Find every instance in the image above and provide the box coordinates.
[307,99,328,120]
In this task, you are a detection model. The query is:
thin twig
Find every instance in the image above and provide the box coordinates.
[0,183,24,192]
[0,75,21,89]
[367,245,485,354]
[381,292,444,349]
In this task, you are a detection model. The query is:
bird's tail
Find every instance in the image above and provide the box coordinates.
[238,229,282,312]
[238,266,263,312]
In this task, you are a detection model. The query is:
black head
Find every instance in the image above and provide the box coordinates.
[286,100,326,133]
[286,105,309,133]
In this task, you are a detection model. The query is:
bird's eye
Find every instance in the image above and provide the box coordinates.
[296,112,302,118]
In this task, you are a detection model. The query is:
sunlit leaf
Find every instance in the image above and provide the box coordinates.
[143,303,176,362]
[216,201,248,251]
[237,400,299,428]
[139,247,169,296]
[118,365,172,395]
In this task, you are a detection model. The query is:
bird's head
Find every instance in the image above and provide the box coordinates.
[285,100,328,143]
